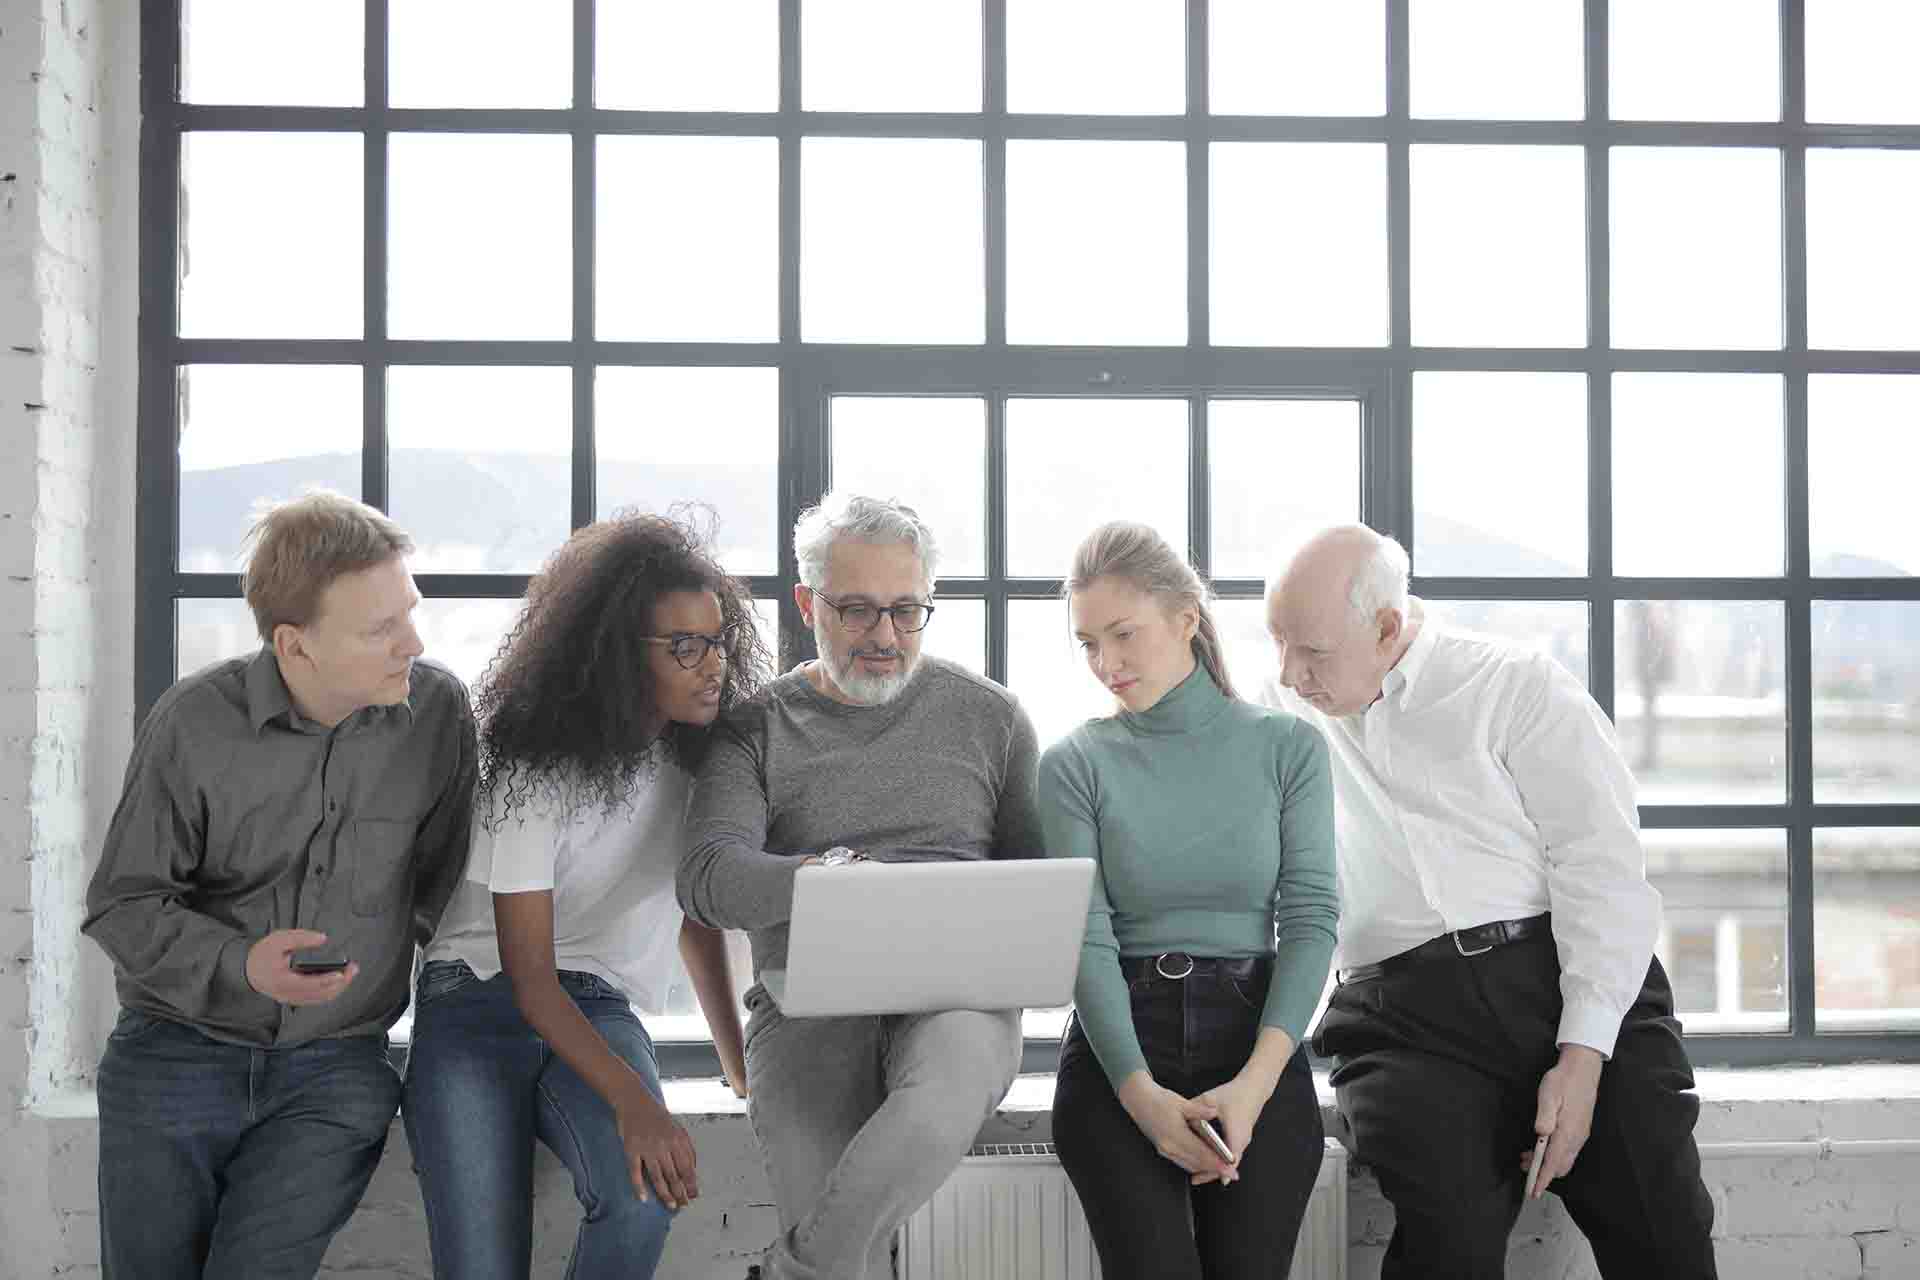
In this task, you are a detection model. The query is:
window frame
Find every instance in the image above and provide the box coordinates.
[138,1,1920,1076]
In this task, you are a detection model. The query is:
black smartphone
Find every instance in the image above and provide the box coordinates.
[290,944,351,974]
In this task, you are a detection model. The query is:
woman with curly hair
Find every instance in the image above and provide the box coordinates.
[402,511,772,1280]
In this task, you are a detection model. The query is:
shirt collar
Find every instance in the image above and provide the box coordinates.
[1379,599,1439,712]
[1118,663,1230,737]
[244,647,416,735]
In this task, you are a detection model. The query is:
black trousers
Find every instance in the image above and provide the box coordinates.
[1313,932,1718,1280]
[1053,961,1326,1280]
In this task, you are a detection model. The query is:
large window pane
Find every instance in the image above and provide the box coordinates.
[1614,601,1786,805]
[1421,600,1590,688]
[1807,149,1920,352]
[1410,0,1583,121]
[1410,146,1586,348]
[1647,830,1788,1034]
[1008,598,1113,751]
[1612,373,1784,577]
[1211,143,1388,347]
[1209,399,1362,578]
[389,135,571,340]
[802,139,984,344]
[180,133,363,339]
[597,136,778,343]
[1008,0,1184,116]
[177,365,362,572]
[1412,372,1587,576]
[1209,0,1385,117]
[390,0,570,108]
[1610,148,1782,351]
[1807,0,1920,125]
[920,598,987,678]
[1815,829,1920,1033]
[1214,596,1278,699]
[414,598,523,691]
[182,0,362,106]
[1812,602,1920,803]
[1809,374,1920,576]
[387,367,571,575]
[803,0,980,112]
[596,367,779,575]
[1608,0,1779,122]
[177,598,260,679]
[1007,141,1186,346]
[596,0,776,112]
[830,398,986,578]
[1006,399,1189,578]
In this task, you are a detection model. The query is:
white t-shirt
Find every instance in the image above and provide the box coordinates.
[423,750,693,1013]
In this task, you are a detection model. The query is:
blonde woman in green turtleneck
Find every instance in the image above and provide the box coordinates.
[1039,522,1337,1280]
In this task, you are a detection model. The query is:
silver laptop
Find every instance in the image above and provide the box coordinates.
[774,858,1096,1017]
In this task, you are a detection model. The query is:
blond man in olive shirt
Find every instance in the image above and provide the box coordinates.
[83,491,476,1280]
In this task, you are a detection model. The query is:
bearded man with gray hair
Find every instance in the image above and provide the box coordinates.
[1261,524,1716,1279]
[678,491,1044,1280]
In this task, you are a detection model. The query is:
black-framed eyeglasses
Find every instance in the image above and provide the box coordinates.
[810,591,936,634]
[643,624,739,670]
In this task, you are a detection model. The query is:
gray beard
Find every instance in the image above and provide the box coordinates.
[816,636,918,706]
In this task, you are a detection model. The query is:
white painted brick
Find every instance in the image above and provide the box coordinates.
[1714,1235,1863,1279]
[1861,1230,1919,1278]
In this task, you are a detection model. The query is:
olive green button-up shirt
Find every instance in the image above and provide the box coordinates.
[83,649,477,1048]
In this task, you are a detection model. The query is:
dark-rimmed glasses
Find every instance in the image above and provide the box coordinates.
[643,624,739,669]
[809,591,936,634]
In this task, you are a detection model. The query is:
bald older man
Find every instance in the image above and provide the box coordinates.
[1259,526,1715,1280]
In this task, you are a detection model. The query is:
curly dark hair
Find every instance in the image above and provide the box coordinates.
[473,508,773,822]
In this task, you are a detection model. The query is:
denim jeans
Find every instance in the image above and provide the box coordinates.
[96,1009,402,1280]
[742,986,1023,1280]
[1052,959,1325,1280]
[401,960,676,1280]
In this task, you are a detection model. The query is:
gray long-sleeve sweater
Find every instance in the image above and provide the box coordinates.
[677,657,1044,992]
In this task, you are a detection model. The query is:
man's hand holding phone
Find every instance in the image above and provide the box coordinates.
[245,929,359,1006]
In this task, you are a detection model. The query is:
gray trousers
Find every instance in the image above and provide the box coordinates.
[743,989,1023,1280]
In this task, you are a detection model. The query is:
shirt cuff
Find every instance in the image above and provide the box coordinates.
[1556,997,1626,1061]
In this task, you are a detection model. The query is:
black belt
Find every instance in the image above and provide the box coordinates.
[1120,953,1271,983]
[1336,914,1551,985]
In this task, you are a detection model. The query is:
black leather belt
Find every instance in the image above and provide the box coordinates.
[1120,953,1271,983]
[1336,914,1551,985]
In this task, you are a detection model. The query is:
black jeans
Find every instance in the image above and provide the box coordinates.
[1053,959,1325,1280]
[1313,934,1717,1280]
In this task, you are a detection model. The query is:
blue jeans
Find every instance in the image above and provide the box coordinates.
[96,1009,402,1280]
[401,960,676,1280]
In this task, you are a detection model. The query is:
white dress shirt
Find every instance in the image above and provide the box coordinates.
[1259,604,1661,1058]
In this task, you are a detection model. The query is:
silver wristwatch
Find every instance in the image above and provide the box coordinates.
[818,846,866,867]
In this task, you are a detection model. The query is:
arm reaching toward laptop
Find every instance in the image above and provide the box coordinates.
[678,721,806,931]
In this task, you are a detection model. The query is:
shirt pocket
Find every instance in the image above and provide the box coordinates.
[351,817,417,916]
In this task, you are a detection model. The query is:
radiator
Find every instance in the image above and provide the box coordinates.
[898,1138,1348,1279]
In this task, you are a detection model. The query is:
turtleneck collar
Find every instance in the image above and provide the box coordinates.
[1117,662,1231,737]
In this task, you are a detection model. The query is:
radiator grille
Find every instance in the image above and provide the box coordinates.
[898,1138,1348,1279]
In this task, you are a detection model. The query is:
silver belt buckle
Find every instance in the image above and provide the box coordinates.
[1452,930,1494,958]
[1155,952,1196,980]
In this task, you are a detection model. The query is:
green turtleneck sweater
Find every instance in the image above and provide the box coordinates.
[1038,666,1338,1087]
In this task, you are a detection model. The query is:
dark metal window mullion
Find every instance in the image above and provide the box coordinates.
[1781,0,1819,1039]
[1584,1,1616,719]
[1381,0,1413,552]
[136,5,187,717]
[570,0,596,532]
[983,0,1009,682]
[1185,0,1211,575]
[361,0,388,513]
